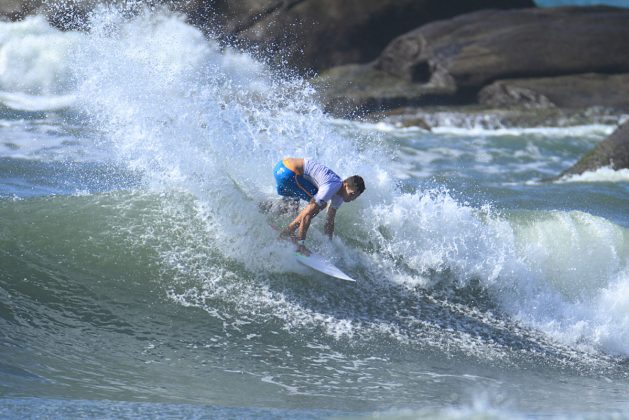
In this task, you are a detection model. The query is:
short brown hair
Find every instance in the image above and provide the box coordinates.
[346,175,365,194]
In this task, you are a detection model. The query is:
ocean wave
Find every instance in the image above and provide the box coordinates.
[364,188,629,356]
[350,116,617,138]
[2,5,628,376]
[1,190,627,411]
[54,6,629,360]
[509,210,629,355]
[5,189,629,365]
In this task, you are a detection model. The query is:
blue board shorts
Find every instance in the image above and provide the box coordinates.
[274,160,318,202]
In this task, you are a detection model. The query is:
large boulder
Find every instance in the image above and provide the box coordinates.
[376,6,629,89]
[311,64,458,117]
[313,58,469,116]
[559,121,629,177]
[316,6,629,116]
[478,73,629,110]
[211,0,535,72]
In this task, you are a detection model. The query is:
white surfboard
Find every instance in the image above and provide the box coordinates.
[295,252,356,282]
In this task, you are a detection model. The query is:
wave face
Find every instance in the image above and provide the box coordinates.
[1,5,629,416]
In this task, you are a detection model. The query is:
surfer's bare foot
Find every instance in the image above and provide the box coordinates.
[296,244,310,256]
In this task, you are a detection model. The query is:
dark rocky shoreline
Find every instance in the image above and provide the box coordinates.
[315,7,629,116]
[2,0,628,176]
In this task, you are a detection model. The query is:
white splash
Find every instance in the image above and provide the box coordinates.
[561,166,629,183]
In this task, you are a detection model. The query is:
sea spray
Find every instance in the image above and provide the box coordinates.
[365,189,520,289]
[66,6,394,275]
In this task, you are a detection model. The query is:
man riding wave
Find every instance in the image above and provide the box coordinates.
[273,157,365,254]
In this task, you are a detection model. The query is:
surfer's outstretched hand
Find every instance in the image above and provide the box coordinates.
[277,227,310,255]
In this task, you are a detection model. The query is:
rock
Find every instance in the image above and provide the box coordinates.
[317,6,629,116]
[478,73,629,110]
[398,117,432,131]
[559,121,629,177]
[0,0,42,21]
[213,0,535,73]
[312,64,459,117]
[478,81,557,110]
[376,7,629,90]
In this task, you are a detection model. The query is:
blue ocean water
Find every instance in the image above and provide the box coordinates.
[1,5,629,419]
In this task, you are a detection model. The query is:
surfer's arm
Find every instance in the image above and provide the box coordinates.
[324,206,336,239]
[296,200,321,241]
[282,200,321,242]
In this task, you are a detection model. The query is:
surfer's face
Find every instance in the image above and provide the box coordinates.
[341,181,361,202]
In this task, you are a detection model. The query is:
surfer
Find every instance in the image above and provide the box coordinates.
[273,157,365,254]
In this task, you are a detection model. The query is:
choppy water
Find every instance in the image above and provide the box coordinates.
[1,6,629,419]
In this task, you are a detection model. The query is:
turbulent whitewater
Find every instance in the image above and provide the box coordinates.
[1,6,629,418]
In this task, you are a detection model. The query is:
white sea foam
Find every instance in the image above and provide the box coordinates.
[0,117,98,161]
[354,117,617,139]
[365,190,519,289]
[431,124,615,139]
[366,186,629,355]
[361,109,620,138]
[0,91,76,111]
[560,166,629,183]
[368,398,525,420]
[508,211,629,355]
